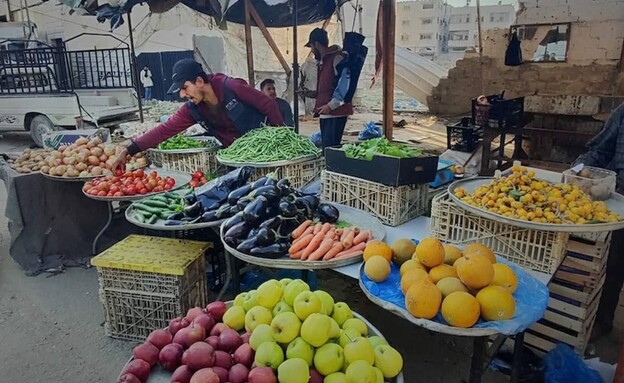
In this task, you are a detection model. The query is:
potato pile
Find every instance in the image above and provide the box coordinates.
[9,149,51,173]
[40,137,148,178]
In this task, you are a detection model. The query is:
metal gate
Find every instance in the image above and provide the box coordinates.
[137,50,194,101]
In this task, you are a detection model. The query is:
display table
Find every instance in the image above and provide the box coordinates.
[0,165,140,275]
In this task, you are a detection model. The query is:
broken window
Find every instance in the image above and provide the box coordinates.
[512,23,570,62]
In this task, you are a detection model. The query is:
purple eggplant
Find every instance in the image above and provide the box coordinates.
[224,221,251,241]
[249,243,289,259]
[317,203,339,223]
[243,196,269,226]
[237,237,258,253]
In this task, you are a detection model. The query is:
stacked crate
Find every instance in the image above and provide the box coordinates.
[525,232,610,354]
[91,235,212,341]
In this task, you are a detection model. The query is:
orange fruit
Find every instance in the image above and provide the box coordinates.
[491,263,518,293]
[428,264,458,283]
[455,254,494,289]
[414,237,445,268]
[400,269,431,293]
[364,256,391,282]
[463,243,496,264]
[443,245,463,265]
[363,240,393,262]
[476,286,516,321]
[441,292,480,328]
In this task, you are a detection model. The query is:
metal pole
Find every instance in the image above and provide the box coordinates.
[382,0,396,140]
[476,0,484,94]
[292,0,300,132]
[244,0,255,86]
[127,11,144,123]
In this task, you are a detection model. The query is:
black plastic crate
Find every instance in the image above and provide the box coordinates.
[446,117,483,152]
[472,95,525,130]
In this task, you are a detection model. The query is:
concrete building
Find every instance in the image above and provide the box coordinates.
[396,0,450,58]
[447,3,516,53]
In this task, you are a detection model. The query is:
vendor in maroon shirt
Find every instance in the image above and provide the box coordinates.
[113,59,284,168]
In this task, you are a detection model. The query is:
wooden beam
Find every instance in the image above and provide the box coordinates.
[382,0,396,140]
[244,0,255,86]
[248,3,291,76]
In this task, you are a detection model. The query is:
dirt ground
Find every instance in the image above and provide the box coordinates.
[0,120,622,382]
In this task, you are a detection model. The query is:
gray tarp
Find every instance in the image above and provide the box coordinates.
[0,164,140,275]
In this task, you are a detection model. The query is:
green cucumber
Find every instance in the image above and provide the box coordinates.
[148,214,159,224]
[142,200,169,209]
[134,203,162,215]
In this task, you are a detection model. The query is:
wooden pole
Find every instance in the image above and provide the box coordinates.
[244,0,255,86]
[292,0,300,132]
[127,11,144,123]
[248,3,292,76]
[382,0,396,140]
[476,0,485,94]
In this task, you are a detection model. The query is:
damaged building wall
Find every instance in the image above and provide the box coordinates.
[427,0,624,115]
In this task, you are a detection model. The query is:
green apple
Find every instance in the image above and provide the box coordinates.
[243,290,259,311]
[245,305,273,332]
[345,360,377,383]
[283,279,310,306]
[313,343,344,376]
[223,305,246,331]
[324,372,348,383]
[373,344,403,378]
[300,313,331,347]
[343,337,375,365]
[255,341,284,369]
[342,318,368,336]
[367,336,388,350]
[328,318,341,340]
[331,302,353,326]
[273,301,294,316]
[277,358,309,383]
[233,292,247,307]
[372,367,384,383]
[279,278,293,287]
[257,279,284,309]
[249,323,276,350]
[293,291,322,320]
[338,328,361,348]
[286,337,315,367]
[313,290,335,315]
[271,312,301,344]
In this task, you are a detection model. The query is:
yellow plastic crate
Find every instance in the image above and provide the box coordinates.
[92,235,212,341]
[91,235,211,275]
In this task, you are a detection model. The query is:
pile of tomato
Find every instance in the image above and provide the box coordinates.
[83,169,176,197]
[190,170,209,188]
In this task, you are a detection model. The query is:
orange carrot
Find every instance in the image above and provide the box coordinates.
[352,227,361,235]
[292,220,312,239]
[301,231,325,260]
[308,238,335,261]
[335,229,343,237]
[323,242,345,260]
[289,233,313,254]
[335,242,366,258]
[290,249,303,259]
[353,230,370,245]
[293,226,314,244]
[312,223,322,235]
[336,250,364,259]
[325,229,335,240]
[340,228,352,242]
[320,223,332,235]
[342,229,356,249]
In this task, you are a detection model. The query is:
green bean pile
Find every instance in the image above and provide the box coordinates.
[218,127,320,163]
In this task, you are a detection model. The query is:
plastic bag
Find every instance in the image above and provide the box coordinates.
[545,344,604,383]
[195,166,253,208]
[310,132,322,147]
[358,121,382,141]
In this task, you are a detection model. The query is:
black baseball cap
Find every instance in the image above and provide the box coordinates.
[305,28,328,47]
[167,59,204,94]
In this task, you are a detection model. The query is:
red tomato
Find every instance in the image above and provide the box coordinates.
[97,190,107,197]
[134,169,145,178]
[97,182,109,192]
[149,171,158,178]
[145,184,154,192]
[114,170,123,177]
[148,179,157,188]
[123,171,133,178]
[193,171,204,179]
[164,184,173,190]
[135,182,145,190]
[112,176,121,183]
[152,186,163,193]
[157,180,166,187]
[114,191,124,197]
[109,185,120,193]
[200,177,208,184]
[106,191,114,196]
[190,180,199,188]
[88,188,98,195]
[139,188,148,195]
[126,186,137,196]
[166,177,175,186]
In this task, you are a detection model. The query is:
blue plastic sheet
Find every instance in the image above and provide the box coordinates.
[310,132,322,147]
[545,344,604,383]
[360,256,549,335]
[358,121,382,141]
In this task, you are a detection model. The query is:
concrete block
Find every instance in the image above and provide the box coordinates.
[525,95,602,115]
[517,5,577,24]
[568,1,624,22]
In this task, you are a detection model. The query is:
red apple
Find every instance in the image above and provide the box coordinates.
[190,368,220,383]
[159,343,184,371]
[193,313,217,333]
[240,332,252,344]
[186,307,204,322]
[212,366,229,383]
[133,342,160,367]
[121,359,150,383]
[206,301,227,321]
[169,317,190,336]
[183,342,216,370]
[147,329,173,350]
[248,367,277,383]
[205,335,220,349]
[210,323,229,337]
[171,365,195,383]
[118,373,141,383]
[309,368,323,383]
[219,329,242,353]
[228,363,249,383]
[174,323,206,348]
[213,350,233,369]
[233,343,254,368]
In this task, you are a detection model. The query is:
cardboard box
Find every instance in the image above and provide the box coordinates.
[43,129,111,150]
[325,147,439,186]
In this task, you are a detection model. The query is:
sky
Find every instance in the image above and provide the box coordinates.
[398,0,516,5]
